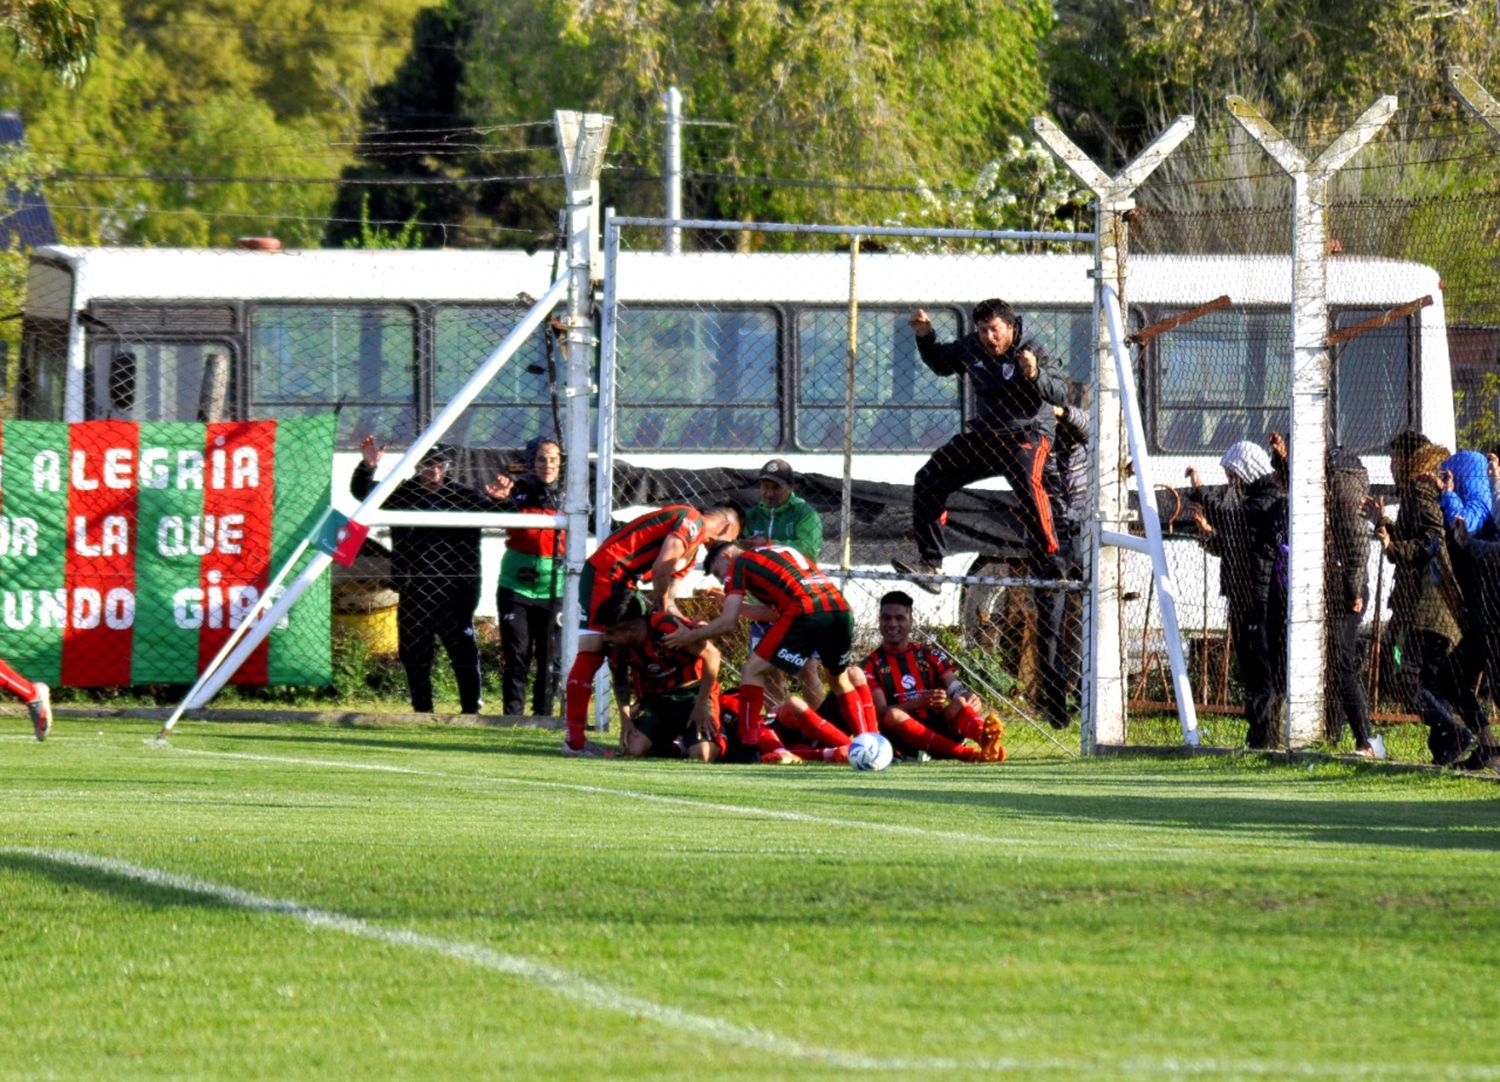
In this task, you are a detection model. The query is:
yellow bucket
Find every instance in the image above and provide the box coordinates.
[333,581,400,657]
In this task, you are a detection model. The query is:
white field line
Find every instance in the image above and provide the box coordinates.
[4,845,1479,1080]
[163,746,1399,866]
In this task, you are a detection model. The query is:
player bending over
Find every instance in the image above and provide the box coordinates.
[598,591,722,761]
[562,502,743,756]
[664,541,878,749]
[863,591,1006,762]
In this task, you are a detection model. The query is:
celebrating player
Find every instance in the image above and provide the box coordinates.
[664,541,877,748]
[863,590,1006,762]
[0,657,51,741]
[595,590,723,760]
[562,502,743,756]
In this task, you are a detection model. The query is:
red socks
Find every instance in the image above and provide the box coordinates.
[834,684,877,734]
[953,702,986,743]
[884,715,978,761]
[786,743,850,764]
[0,656,37,702]
[738,683,766,744]
[563,650,606,749]
[775,700,852,748]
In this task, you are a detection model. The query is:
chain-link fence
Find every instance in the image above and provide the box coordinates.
[16,85,1500,771]
[598,221,1093,761]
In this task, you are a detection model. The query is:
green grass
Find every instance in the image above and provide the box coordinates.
[3,720,1498,1080]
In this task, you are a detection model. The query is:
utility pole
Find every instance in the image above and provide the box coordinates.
[663,86,682,254]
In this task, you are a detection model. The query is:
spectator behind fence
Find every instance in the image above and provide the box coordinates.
[1434,446,1499,768]
[895,298,1069,592]
[1324,446,1379,758]
[351,437,511,714]
[495,437,564,718]
[742,457,826,711]
[560,502,744,756]
[1186,440,1282,749]
[1368,431,1478,766]
[1264,433,1292,729]
[1045,394,1091,723]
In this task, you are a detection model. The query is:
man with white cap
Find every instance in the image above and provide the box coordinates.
[1186,439,1284,748]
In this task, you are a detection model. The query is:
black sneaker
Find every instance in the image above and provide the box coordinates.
[891,558,943,595]
[1434,726,1478,768]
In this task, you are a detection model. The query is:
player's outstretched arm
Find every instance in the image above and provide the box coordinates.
[664,594,743,647]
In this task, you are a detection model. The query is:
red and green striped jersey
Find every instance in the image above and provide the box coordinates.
[724,544,848,616]
[862,642,955,706]
[588,505,706,585]
[607,612,709,700]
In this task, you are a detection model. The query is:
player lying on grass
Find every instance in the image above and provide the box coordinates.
[0,657,51,741]
[714,688,803,764]
[597,589,722,760]
[664,541,878,748]
[770,681,864,764]
[862,591,1006,763]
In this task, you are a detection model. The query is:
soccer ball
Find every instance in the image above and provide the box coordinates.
[848,731,894,772]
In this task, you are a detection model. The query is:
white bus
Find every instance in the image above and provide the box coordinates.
[17,244,1455,621]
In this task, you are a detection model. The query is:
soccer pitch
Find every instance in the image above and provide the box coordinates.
[3,721,1498,1080]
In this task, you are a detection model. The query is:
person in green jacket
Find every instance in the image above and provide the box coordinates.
[742,458,826,709]
[743,458,823,559]
[496,437,564,716]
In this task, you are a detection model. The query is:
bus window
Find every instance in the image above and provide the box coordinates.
[1154,308,1290,453]
[1023,307,1095,387]
[615,306,779,451]
[85,340,236,422]
[1334,309,1412,453]
[796,307,960,452]
[18,316,68,420]
[433,305,558,448]
[249,304,416,443]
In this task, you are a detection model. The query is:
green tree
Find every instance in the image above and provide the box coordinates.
[2,0,97,84]
[1046,0,1500,169]
[0,0,432,246]
[337,0,1052,246]
[883,136,1087,252]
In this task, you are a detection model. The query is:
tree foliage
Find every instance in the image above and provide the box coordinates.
[1047,0,1500,167]
[2,0,97,84]
[883,136,1087,252]
[335,0,1052,244]
[0,0,431,245]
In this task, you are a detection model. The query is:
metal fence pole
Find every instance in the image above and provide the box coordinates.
[1032,115,1195,752]
[554,110,613,735]
[840,237,859,570]
[1228,94,1395,749]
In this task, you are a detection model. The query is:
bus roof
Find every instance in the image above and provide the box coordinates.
[29,244,1441,311]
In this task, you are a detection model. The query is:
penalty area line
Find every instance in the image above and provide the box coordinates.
[163,746,1372,866]
[3,846,1009,1073]
[2,846,1446,1078]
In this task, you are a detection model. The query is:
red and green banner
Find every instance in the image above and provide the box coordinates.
[0,416,334,687]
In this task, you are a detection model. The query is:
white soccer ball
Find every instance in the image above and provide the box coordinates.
[848,731,894,772]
